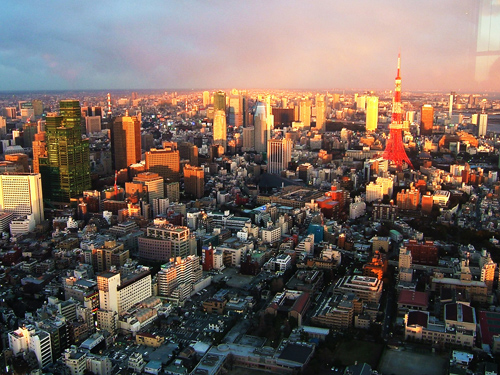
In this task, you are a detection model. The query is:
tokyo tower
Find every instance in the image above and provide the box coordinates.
[382,54,413,170]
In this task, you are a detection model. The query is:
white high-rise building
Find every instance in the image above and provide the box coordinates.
[365,182,384,202]
[213,109,227,152]
[254,102,269,153]
[0,173,44,224]
[202,91,210,107]
[356,95,366,111]
[63,347,87,375]
[267,138,293,175]
[152,198,169,216]
[315,94,326,132]
[366,96,379,132]
[8,325,52,368]
[157,255,202,300]
[97,267,151,314]
[478,113,488,137]
[133,172,164,203]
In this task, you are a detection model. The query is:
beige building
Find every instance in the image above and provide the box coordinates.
[97,267,152,314]
[0,172,44,224]
[311,293,362,330]
[405,302,476,348]
[333,275,383,304]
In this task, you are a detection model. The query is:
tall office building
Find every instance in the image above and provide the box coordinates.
[184,164,204,199]
[213,90,226,112]
[202,91,210,107]
[165,182,180,203]
[97,267,151,314]
[267,138,293,175]
[0,173,44,224]
[157,255,202,301]
[228,90,243,127]
[32,132,47,174]
[178,142,199,167]
[3,107,17,119]
[315,94,326,132]
[243,127,255,150]
[32,99,43,117]
[213,110,227,152]
[0,116,6,136]
[479,250,496,293]
[8,325,53,368]
[478,113,488,137]
[20,102,34,120]
[95,240,130,273]
[366,96,379,132]
[133,172,164,203]
[254,102,269,153]
[112,116,141,170]
[299,98,312,128]
[85,116,101,134]
[23,122,38,148]
[83,106,102,118]
[145,146,180,182]
[140,221,193,261]
[39,100,91,202]
[355,95,366,110]
[449,92,455,118]
[420,105,434,135]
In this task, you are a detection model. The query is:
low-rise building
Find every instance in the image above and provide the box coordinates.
[404,302,476,348]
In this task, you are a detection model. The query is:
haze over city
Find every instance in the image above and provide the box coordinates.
[2,0,499,92]
[3,2,500,375]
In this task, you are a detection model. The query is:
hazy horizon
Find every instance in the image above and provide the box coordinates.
[2,1,500,93]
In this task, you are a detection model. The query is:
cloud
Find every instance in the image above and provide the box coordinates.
[0,0,490,91]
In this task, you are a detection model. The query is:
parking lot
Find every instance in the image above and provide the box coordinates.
[378,348,447,375]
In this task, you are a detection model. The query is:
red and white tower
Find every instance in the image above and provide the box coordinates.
[107,93,112,117]
[382,54,413,170]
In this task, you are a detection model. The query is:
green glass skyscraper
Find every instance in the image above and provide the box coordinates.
[40,100,91,202]
[213,90,226,112]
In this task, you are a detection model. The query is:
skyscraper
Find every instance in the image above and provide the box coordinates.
[213,110,227,152]
[267,138,293,175]
[228,90,243,127]
[0,116,6,136]
[3,107,16,119]
[178,142,199,167]
[39,100,91,202]
[85,116,101,134]
[242,127,255,151]
[420,105,434,135]
[0,173,44,224]
[32,132,47,174]
[133,172,164,203]
[366,96,379,132]
[478,113,488,137]
[184,164,204,199]
[315,94,326,132]
[202,91,210,107]
[299,98,312,128]
[213,90,226,112]
[112,116,141,170]
[254,102,269,153]
[145,145,180,182]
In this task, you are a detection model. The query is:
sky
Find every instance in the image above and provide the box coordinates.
[1,0,499,92]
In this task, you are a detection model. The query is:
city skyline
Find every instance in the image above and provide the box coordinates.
[2,1,499,93]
